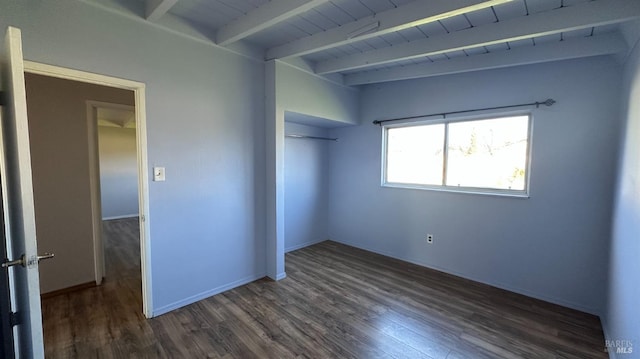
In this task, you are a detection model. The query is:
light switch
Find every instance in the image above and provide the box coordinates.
[153,167,166,182]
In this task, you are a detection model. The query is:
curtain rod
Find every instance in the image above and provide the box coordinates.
[285,134,338,142]
[372,99,556,126]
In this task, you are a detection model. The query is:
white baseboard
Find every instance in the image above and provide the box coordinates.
[102,214,139,220]
[273,272,287,280]
[285,238,326,253]
[600,316,618,359]
[152,273,265,317]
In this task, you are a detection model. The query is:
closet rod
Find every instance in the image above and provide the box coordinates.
[286,134,338,142]
[372,98,556,126]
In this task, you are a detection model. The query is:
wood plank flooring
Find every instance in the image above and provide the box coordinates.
[42,218,607,358]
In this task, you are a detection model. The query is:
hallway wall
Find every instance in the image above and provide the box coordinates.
[25,73,134,294]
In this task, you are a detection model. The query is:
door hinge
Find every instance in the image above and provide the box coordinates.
[9,311,20,327]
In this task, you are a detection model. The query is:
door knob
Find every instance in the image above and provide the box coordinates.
[1,255,25,268]
[2,253,55,268]
[37,253,55,262]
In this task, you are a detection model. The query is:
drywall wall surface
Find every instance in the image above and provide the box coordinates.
[284,122,330,252]
[1,0,266,312]
[605,25,640,355]
[264,61,358,279]
[24,73,134,294]
[275,62,359,126]
[328,57,622,314]
[264,61,284,280]
[98,126,139,219]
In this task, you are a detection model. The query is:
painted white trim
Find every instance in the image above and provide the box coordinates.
[136,86,154,319]
[76,0,264,63]
[381,183,530,198]
[86,102,103,285]
[102,214,139,221]
[316,0,640,74]
[274,272,287,280]
[87,101,137,286]
[152,273,265,316]
[266,0,508,60]
[24,61,143,89]
[285,239,326,253]
[345,33,627,85]
[600,316,617,359]
[216,0,328,46]
[4,27,46,357]
[24,61,155,319]
[145,0,179,21]
[87,101,135,112]
[381,112,533,198]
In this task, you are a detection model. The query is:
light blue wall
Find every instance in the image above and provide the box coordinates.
[0,0,266,314]
[284,121,330,252]
[328,57,622,314]
[605,23,640,355]
[3,0,629,324]
[276,62,359,125]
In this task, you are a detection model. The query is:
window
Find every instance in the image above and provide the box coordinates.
[383,114,531,196]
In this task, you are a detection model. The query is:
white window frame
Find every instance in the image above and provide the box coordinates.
[381,111,533,198]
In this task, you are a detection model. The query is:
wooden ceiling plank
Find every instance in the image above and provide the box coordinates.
[317,0,640,74]
[345,32,627,85]
[146,0,180,21]
[266,0,510,59]
[216,0,329,46]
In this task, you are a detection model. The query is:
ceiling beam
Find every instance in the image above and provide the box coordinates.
[266,0,510,60]
[344,33,627,86]
[146,0,179,21]
[216,0,329,46]
[316,0,640,74]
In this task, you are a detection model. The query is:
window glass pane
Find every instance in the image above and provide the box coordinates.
[386,124,444,185]
[446,116,529,190]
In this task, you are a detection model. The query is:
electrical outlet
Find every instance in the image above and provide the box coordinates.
[427,234,434,244]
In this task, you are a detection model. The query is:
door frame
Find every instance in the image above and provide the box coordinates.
[86,101,136,286]
[0,125,14,357]
[23,61,154,318]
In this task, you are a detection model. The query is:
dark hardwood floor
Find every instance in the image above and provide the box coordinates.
[42,219,607,358]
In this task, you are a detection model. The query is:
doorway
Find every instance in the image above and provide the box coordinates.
[87,101,139,288]
[20,62,153,320]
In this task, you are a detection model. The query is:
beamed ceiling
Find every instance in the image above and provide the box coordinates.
[87,0,639,86]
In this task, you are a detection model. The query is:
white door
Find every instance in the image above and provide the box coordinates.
[0,26,46,358]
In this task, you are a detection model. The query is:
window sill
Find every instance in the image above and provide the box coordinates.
[382,183,530,199]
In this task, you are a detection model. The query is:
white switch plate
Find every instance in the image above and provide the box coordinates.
[153,167,166,181]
